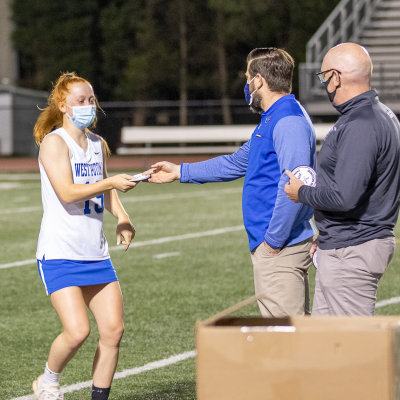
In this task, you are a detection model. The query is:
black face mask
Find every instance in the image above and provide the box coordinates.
[323,74,337,104]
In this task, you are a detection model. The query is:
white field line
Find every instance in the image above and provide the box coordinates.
[0,183,40,189]
[0,225,244,269]
[0,206,43,215]
[10,350,196,400]
[0,173,40,181]
[0,187,242,215]
[0,259,37,269]
[153,251,181,259]
[376,296,400,308]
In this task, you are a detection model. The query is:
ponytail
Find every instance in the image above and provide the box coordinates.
[33,101,63,146]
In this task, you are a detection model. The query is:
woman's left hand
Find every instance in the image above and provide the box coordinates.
[116,219,135,251]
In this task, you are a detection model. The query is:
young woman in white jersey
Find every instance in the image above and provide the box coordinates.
[32,72,137,400]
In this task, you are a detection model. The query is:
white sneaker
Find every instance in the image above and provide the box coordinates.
[32,375,63,400]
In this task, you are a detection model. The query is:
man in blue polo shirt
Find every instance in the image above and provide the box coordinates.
[145,47,317,317]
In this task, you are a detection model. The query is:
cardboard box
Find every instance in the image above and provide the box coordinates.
[196,297,400,400]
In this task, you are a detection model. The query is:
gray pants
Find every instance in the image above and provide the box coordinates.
[250,238,313,317]
[312,236,396,316]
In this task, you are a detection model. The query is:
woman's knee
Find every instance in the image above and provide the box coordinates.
[65,324,91,348]
[99,321,124,346]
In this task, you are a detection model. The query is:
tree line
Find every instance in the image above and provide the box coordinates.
[12,0,339,124]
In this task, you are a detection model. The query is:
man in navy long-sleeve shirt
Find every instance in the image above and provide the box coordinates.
[146,48,317,317]
[285,43,400,316]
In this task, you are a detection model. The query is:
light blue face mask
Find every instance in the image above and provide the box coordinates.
[68,105,96,130]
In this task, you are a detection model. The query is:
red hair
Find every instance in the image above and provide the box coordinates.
[33,72,110,155]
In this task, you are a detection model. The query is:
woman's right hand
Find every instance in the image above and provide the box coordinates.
[108,174,137,192]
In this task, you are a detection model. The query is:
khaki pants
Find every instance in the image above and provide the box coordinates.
[250,238,313,317]
[312,236,396,316]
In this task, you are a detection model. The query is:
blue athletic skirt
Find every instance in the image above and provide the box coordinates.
[37,257,118,295]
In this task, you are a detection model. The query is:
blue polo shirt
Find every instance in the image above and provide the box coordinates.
[180,94,316,251]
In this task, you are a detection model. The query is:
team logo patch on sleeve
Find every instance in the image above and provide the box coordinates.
[291,166,317,187]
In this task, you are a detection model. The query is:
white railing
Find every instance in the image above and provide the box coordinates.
[306,0,380,63]
[300,0,382,105]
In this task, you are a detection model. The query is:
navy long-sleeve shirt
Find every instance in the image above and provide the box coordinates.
[299,90,400,250]
[180,94,316,251]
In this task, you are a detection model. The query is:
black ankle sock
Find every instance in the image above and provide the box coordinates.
[92,385,111,400]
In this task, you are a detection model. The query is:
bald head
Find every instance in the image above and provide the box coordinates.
[322,42,372,86]
[320,43,372,105]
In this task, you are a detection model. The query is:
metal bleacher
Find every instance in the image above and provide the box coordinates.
[299,0,400,116]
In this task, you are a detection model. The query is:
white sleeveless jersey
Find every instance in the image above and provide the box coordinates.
[36,128,110,260]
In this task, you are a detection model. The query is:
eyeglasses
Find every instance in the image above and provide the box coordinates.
[316,69,341,84]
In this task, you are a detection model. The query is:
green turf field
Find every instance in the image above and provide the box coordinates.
[1,172,400,400]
